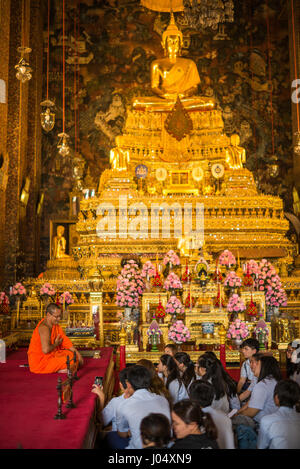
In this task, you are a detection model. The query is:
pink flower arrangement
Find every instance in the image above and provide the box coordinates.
[163,250,180,266]
[227,294,246,313]
[227,318,249,340]
[10,283,26,298]
[168,320,191,343]
[256,259,287,308]
[141,261,156,279]
[247,259,259,276]
[116,261,145,308]
[224,271,242,288]
[0,292,9,306]
[165,295,185,316]
[40,283,56,297]
[59,292,74,305]
[218,250,236,267]
[164,272,182,291]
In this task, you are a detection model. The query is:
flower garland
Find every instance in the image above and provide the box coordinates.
[168,320,191,344]
[164,272,182,291]
[227,318,249,341]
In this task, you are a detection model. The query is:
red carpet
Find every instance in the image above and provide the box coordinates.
[0,348,113,449]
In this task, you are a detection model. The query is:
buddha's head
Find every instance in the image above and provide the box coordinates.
[230,134,241,146]
[162,13,183,57]
[57,225,65,237]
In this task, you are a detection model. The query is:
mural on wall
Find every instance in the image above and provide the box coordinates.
[40,0,293,269]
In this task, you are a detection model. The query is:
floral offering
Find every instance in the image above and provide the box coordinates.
[147,320,163,339]
[224,271,242,288]
[168,320,191,344]
[0,292,9,306]
[247,259,259,276]
[227,294,246,313]
[59,291,74,305]
[164,272,182,291]
[227,318,249,341]
[256,259,287,308]
[163,250,180,266]
[141,261,156,279]
[165,295,185,317]
[40,283,56,297]
[116,260,145,308]
[218,249,236,268]
[10,283,26,299]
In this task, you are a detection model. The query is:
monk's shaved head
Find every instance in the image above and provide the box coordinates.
[46,303,61,315]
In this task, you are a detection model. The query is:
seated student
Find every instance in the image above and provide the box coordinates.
[157,354,189,405]
[174,352,196,391]
[137,359,171,406]
[196,354,235,413]
[236,354,282,427]
[189,380,235,449]
[257,379,300,449]
[237,338,260,402]
[140,413,172,449]
[115,365,171,450]
[289,339,300,387]
[164,344,177,357]
[171,400,219,449]
[92,368,131,449]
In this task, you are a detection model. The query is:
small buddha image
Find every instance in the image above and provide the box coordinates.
[52,225,70,259]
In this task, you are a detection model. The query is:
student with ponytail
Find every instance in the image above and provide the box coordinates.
[174,352,196,391]
[171,400,219,449]
[157,354,189,405]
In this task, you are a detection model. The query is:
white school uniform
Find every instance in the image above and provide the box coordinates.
[202,405,235,449]
[257,406,300,449]
[162,376,189,404]
[248,378,278,424]
[102,394,126,431]
[115,389,171,449]
[240,358,258,392]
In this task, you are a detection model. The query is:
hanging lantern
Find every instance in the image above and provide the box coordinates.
[15,47,32,83]
[267,154,279,178]
[243,263,254,288]
[57,132,70,157]
[246,294,258,318]
[40,100,55,132]
[155,297,165,321]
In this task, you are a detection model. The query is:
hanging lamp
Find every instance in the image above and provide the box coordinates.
[15,0,32,83]
[41,0,55,132]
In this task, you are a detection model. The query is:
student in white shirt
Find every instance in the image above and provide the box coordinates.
[115,365,171,450]
[236,354,282,426]
[237,338,259,402]
[189,380,235,449]
[196,354,239,414]
[157,354,189,405]
[174,352,196,392]
[257,379,300,449]
[91,367,131,449]
[289,339,300,387]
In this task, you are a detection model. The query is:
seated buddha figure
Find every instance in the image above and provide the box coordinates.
[52,225,70,259]
[132,13,215,112]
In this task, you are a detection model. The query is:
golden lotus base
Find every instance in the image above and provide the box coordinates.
[44,258,80,280]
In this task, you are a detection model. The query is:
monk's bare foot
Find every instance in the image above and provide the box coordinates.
[58,369,68,373]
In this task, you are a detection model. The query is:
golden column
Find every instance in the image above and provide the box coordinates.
[89,292,104,346]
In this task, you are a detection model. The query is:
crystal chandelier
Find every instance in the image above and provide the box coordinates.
[183,0,234,30]
[57,132,70,157]
[40,100,55,132]
[15,47,32,83]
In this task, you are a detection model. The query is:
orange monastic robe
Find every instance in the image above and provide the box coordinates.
[28,319,75,374]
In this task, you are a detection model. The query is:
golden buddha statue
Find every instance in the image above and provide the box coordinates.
[132,13,215,112]
[225,134,246,169]
[110,140,130,171]
[52,225,70,259]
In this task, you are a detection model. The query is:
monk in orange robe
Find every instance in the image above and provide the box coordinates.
[28,303,84,374]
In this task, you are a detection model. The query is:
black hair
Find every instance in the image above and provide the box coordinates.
[140,413,171,448]
[189,380,215,408]
[199,352,238,398]
[126,365,152,391]
[46,303,61,315]
[172,399,218,441]
[274,379,300,408]
[197,355,227,400]
[253,354,282,383]
[119,368,128,389]
[164,344,178,354]
[174,352,196,389]
[240,338,260,353]
[160,354,183,391]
